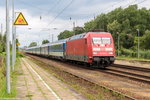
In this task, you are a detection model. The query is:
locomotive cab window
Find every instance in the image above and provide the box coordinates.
[92,37,111,44]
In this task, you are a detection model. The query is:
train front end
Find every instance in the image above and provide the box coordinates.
[87,32,115,68]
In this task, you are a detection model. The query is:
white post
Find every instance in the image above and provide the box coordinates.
[6,0,11,93]
[137,29,140,58]
[117,32,119,56]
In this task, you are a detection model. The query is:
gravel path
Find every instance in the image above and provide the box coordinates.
[16,58,86,100]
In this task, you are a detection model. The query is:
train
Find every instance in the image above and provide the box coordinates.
[26,31,115,68]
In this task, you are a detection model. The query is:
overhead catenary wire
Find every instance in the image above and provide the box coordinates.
[80,0,147,23]
[44,0,62,16]
[136,0,147,5]
[18,0,48,11]
[47,0,74,27]
[122,0,137,8]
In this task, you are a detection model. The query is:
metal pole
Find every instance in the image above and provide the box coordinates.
[117,32,119,56]
[137,29,140,58]
[73,22,75,35]
[52,34,53,42]
[14,27,16,62]
[14,13,17,64]
[6,0,11,93]
[12,0,15,71]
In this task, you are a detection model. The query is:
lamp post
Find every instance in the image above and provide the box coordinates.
[117,32,120,56]
[136,29,140,59]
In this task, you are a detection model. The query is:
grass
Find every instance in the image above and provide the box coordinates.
[116,56,150,61]
[0,53,22,99]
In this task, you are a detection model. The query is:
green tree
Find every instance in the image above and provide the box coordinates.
[84,20,97,32]
[42,40,49,44]
[141,30,150,49]
[58,30,74,40]
[29,42,37,47]
[107,20,121,33]
[73,26,85,35]
[94,14,108,31]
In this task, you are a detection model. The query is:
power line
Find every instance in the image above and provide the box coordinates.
[47,0,74,26]
[73,0,126,25]
[122,0,137,8]
[44,0,62,16]
[18,0,48,11]
[137,0,147,5]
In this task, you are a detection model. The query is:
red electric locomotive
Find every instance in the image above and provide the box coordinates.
[66,32,115,68]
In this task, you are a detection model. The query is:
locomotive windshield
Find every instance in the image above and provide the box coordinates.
[93,37,111,44]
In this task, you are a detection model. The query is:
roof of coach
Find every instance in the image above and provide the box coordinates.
[40,38,68,47]
[26,45,41,50]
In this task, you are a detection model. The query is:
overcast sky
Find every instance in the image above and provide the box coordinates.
[0,0,149,47]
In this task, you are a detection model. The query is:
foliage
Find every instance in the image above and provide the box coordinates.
[58,30,74,40]
[84,5,150,50]
[42,40,49,44]
[140,30,150,49]
[107,20,121,33]
[29,42,37,47]
[84,20,97,32]
[16,39,19,51]
[0,34,6,53]
[16,52,25,57]
[120,48,150,59]
[73,26,85,35]
[0,56,21,98]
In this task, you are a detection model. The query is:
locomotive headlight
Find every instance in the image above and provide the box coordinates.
[108,52,113,54]
[105,48,113,51]
[93,52,98,54]
[93,48,101,51]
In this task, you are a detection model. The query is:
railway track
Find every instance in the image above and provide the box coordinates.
[103,64,150,84]
[112,64,150,72]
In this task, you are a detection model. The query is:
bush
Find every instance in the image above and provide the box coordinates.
[120,48,150,59]
[140,50,150,59]
[17,52,24,58]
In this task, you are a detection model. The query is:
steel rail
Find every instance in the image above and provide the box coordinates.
[112,64,150,72]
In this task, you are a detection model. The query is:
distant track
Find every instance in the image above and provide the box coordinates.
[103,64,150,84]
[112,64,150,72]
